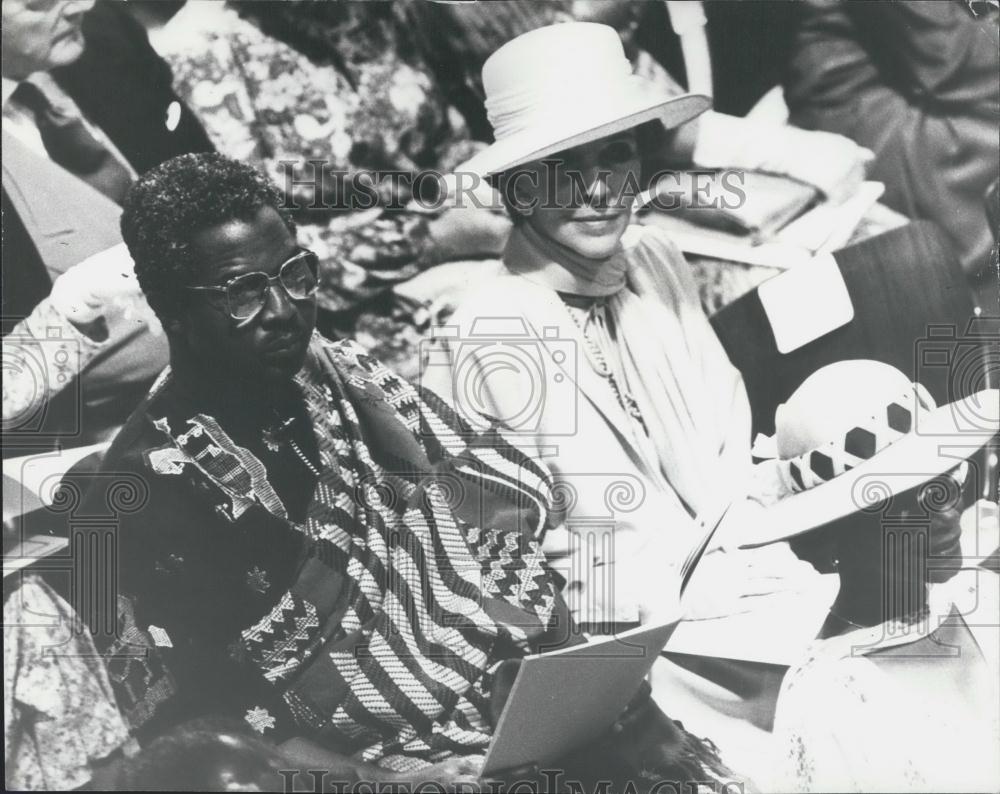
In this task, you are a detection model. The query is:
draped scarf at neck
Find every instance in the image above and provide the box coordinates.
[504,221,628,297]
[502,221,753,527]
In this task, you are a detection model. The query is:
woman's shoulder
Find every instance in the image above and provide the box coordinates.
[156,1,246,51]
[447,269,557,325]
[622,222,702,307]
[778,624,904,720]
[622,222,687,264]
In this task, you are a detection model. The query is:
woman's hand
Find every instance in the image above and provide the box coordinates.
[681,542,821,621]
[914,466,967,583]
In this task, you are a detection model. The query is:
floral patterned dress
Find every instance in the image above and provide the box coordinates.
[154,1,489,377]
[4,574,134,790]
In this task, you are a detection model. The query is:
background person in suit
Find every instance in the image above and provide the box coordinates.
[52,0,213,174]
[1,0,212,450]
[784,0,999,290]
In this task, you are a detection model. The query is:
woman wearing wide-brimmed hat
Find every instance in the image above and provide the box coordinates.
[421,22,823,781]
[745,361,999,792]
[423,20,818,645]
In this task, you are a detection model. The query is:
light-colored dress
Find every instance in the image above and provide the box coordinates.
[424,222,816,786]
[772,572,1000,793]
[4,574,133,790]
[424,223,772,625]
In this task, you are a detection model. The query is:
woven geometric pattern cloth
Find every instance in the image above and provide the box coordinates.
[101,595,178,733]
[148,334,559,772]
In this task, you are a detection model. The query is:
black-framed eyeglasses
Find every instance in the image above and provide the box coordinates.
[187,249,319,322]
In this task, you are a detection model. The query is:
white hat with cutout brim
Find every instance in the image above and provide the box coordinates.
[741,360,998,548]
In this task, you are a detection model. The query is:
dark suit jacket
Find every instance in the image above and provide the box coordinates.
[5,0,214,324]
[52,0,214,174]
[2,1,213,446]
[2,132,170,450]
[634,1,800,118]
[784,0,999,277]
[4,0,214,328]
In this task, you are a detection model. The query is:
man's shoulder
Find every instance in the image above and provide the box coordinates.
[52,0,166,80]
[308,331,362,358]
[95,375,242,531]
[305,331,378,376]
[81,382,186,527]
[306,331,418,386]
[100,375,179,474]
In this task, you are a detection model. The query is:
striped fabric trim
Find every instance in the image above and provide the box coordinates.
[205,334,559,771]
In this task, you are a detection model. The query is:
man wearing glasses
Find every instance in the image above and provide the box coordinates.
[82,153,577,786]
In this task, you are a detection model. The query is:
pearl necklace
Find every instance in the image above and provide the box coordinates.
[565,302,648,435]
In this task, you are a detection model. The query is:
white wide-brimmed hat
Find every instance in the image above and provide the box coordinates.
[741,360,998,548]
[459,22,711,178]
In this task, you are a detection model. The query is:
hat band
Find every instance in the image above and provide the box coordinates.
[756,387,936,499]
[486,70,643,141]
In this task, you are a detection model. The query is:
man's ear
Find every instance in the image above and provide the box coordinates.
[161,311,185,338]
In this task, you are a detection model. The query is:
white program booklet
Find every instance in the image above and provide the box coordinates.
[482,618,680,776]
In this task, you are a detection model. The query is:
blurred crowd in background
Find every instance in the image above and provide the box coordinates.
[3,1,998,792]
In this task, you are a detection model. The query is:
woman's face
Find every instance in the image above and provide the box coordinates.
[511,131,641,260]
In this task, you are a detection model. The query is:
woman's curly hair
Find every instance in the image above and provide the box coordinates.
[120,152,295,321]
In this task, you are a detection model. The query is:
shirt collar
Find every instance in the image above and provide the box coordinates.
[1,71,49,110]
[2,77,21,109]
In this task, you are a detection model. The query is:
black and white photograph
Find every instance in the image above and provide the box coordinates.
[2,1,998,791]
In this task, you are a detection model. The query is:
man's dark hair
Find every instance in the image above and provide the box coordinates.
[121,716,287,791]
[121,152,295,320]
